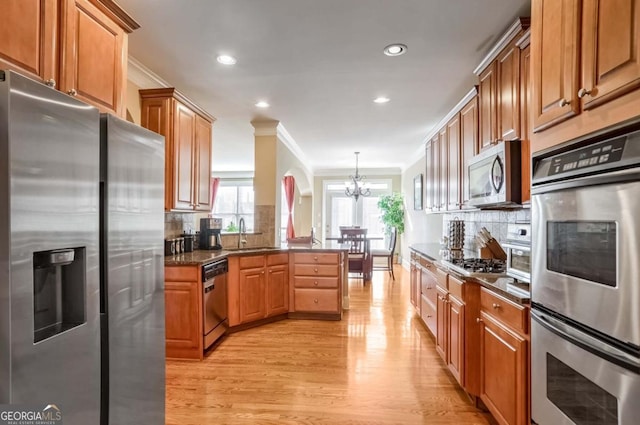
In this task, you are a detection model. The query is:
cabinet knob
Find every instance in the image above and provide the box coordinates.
[314,299,319,304]
[67,89,77,96]
[578,88,593,98]
[314,281,318,286]
[45,78,56,88]
[477,318,483,323]
[261,271,265,274]
[269,270,273,273]
[558,98,570,107]
[426,314,432,318]
[492,303,500,309]
[314,256,318,261]
[314,268,318,272]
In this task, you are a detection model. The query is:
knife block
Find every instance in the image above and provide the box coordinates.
[478,246,493,259]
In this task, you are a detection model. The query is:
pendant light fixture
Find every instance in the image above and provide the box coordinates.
[345,152,371,202]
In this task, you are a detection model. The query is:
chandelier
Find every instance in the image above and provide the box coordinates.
[345,152,371,201]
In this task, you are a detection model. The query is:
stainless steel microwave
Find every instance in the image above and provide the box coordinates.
[467,140,521,208]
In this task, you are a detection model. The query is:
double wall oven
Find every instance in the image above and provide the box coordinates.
[531,126,640,425]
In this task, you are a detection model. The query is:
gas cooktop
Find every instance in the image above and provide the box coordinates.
[443,258,507,277]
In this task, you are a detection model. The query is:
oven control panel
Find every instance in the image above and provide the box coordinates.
[546,137,626,177]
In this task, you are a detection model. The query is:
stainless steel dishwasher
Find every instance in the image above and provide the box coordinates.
[202,259,228,349]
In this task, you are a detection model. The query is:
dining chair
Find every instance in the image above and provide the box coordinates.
[340,228,370,281]
[371,227,397,280]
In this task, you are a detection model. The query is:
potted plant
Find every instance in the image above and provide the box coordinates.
[377,193,405,263]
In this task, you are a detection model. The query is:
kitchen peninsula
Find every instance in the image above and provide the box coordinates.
[164,244,348,360]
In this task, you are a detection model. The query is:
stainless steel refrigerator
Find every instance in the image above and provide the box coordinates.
[0,70,165,425]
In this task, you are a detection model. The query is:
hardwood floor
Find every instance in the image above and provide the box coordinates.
[166,266,493,424]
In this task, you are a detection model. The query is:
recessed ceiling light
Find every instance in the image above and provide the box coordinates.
[255,101,270,108]
[217,54,237,65]
[374,97,390,104]
[383,43,407,56]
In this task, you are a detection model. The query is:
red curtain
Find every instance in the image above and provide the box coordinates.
[283,175,296,239]
[210,177,220,211]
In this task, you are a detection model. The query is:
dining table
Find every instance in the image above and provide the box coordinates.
[325,234,384,280]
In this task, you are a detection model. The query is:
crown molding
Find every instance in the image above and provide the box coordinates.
[127,56,170,89]
[473,17,531,76]
[515,28,531,49]
[251,120,314,177]
[420,86,478,147]
[251,120,279,136]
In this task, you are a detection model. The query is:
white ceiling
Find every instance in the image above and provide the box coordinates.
[119,0,531,175]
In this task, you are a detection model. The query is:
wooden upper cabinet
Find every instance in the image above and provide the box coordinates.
[531,0,582,131]
[581,0,640,110]
[479,62,498,150]
[174,103,196,210]
[446,114,461,210]
[424,141,435,211]
[519,40,532,204]
[438,127,448,210]
[460,96,478,206]
[140,88,216,211]
[0,0,58,84]
[497,42,521,141]
[0,0,137,116]
[194,115,213,211]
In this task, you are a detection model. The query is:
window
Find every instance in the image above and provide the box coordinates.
[323,179,391,248]
[212,180,254,232]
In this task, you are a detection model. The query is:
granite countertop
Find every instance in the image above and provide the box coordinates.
[409,243,530,304]
[165,242,349,267]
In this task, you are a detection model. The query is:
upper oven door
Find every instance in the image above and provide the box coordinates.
[532,178,640,346]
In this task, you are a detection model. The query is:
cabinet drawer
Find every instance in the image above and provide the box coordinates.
[294,264,339,277]
[294,289,339,313]
[239,255,265,269]
[481,287,528,334]
[294,277,339,289]
[293,252,338,264]
[421,294,436,336]
[435,267,448,289]
[448,274,464,301]
[267,253,288,266]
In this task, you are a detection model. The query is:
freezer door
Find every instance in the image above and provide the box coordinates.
[0,71,101,423]
[101,114,165,425]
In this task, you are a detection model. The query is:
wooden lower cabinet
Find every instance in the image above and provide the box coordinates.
[290,252,342,318]
[447,296,465,384]
[239,267,266,323]
[435,285,448,360]
[266,263,289,316]
[164,265,204,360]
[479,288,530,425]
[230,253,289,327]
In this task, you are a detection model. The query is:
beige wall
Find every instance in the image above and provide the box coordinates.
[275,137,314,242]
[400,155,443,266]
[254,135,277,206]
[126,80,142,124]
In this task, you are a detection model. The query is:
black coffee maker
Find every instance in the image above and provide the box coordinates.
[199,218,222,250]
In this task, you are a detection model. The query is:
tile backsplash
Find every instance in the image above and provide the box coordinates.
[442,208,531,257]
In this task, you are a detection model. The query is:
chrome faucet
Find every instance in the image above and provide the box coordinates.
[238,217,247,249]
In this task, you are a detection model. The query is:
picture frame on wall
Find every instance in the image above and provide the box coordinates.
[414,174,423,210]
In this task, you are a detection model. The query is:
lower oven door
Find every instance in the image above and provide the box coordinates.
[531,308,640,425]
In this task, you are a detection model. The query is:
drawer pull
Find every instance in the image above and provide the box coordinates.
[314,268,318,272]
[261,271,265,275]
[314,256,318,261]
[314,281,318,286]
[314,299,319,303]
[492,303,500,309]
[67,88,77,96]
[477,318,483,323]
